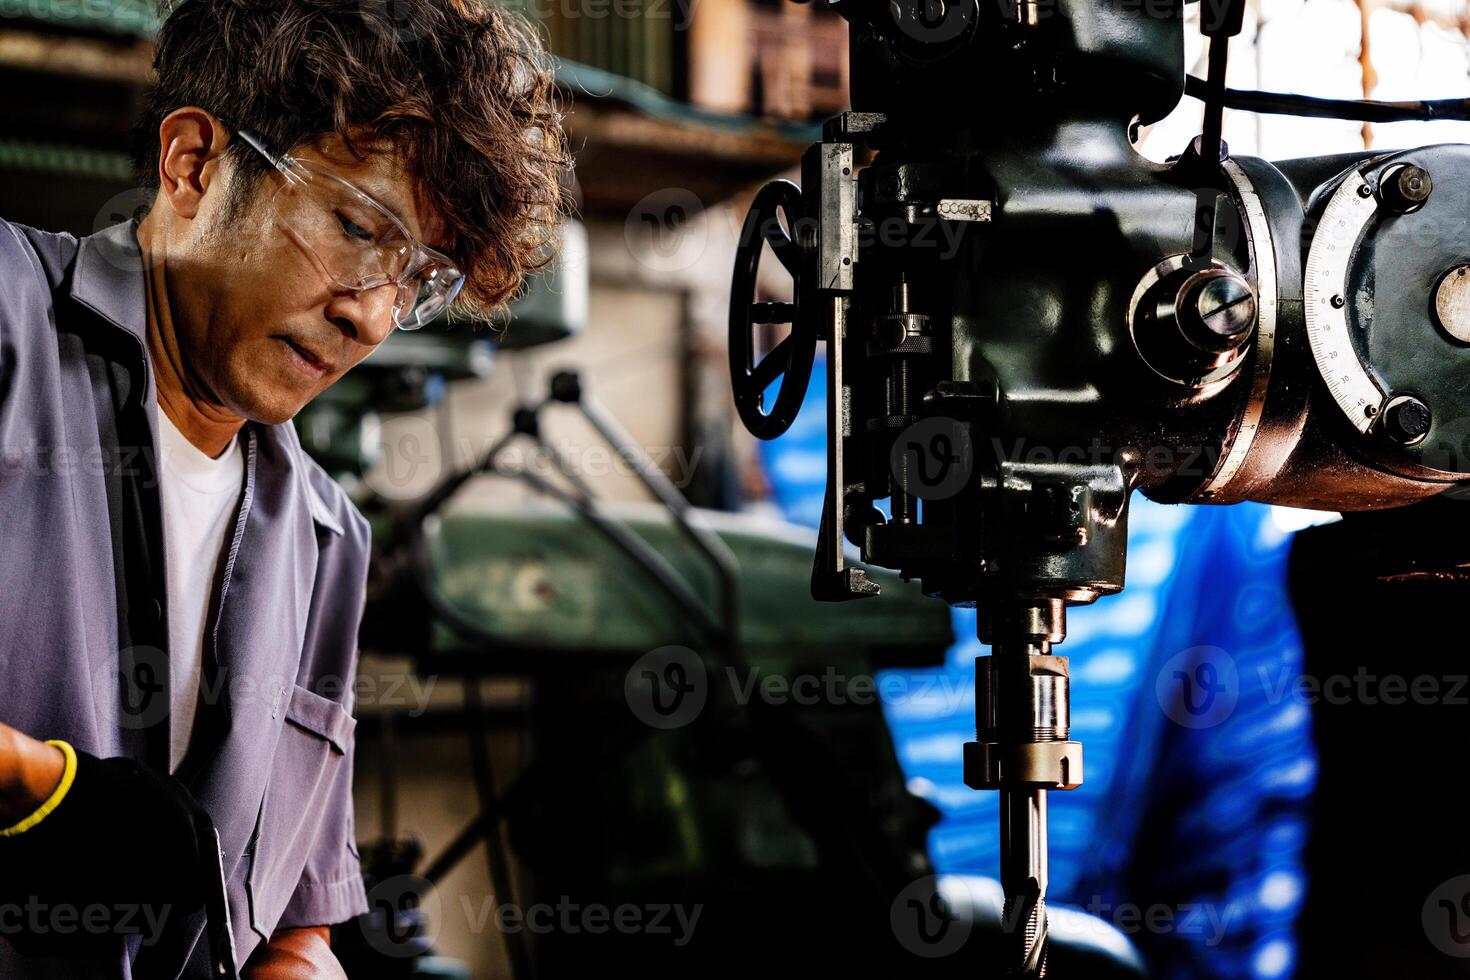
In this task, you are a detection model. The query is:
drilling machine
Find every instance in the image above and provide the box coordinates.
[727,0,1470,973]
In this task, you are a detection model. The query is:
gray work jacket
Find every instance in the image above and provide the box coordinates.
[0,218,370,976]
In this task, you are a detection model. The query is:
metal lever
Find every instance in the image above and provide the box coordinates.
[813,294,880,602]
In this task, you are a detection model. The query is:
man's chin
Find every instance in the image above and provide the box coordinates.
[228,386,311,428]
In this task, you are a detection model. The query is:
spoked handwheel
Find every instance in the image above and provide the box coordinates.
[729,179,816,441]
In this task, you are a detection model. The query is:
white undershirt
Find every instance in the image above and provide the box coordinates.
[156,407,244,772]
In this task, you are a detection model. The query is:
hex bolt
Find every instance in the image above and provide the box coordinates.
[1379,165,1433,214]
[1384,395,1432,445]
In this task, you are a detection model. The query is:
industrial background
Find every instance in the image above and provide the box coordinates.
[3,0,1470,977]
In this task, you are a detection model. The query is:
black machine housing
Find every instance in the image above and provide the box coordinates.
[729,0,1470,612]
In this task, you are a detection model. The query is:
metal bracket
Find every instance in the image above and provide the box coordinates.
[804,130,879,601]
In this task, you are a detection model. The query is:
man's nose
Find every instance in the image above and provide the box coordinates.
[323,283,398,348]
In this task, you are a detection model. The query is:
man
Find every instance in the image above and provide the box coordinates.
[0,0,567,976]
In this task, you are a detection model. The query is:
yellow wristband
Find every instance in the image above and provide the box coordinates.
[0,740,78,837]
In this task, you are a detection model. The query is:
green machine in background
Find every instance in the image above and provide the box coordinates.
[409,505,952,663]
[350,482,960,980]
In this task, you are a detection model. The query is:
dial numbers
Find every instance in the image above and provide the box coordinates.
[1303,170,1387,433]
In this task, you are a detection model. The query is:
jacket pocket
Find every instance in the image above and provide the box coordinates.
[245,684,355,941]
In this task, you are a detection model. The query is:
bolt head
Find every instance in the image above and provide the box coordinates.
[1381,164,1433,214]
[1384,395,1432,445]
[1194,273,1257,341]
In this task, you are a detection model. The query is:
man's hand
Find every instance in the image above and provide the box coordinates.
[0,721,65,825]
[242,926,348,980]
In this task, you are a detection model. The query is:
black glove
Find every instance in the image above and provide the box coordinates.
[0,750,212,957]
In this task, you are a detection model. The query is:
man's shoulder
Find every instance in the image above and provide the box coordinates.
[0,217,77,315]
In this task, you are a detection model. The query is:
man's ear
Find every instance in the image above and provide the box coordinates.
[155,108,232,221]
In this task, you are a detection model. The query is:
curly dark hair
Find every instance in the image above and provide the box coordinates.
[132,0,572,317]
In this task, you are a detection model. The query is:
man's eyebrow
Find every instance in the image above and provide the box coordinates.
[352,171,451,253]
[341,170,413,232]
[363,184,416,232]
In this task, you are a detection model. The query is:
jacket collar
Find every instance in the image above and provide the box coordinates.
[70,220,150,346]
[69,221,343,537]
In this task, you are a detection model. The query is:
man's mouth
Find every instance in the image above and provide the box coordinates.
[277,336,336,380]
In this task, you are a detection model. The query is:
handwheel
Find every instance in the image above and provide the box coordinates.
[729,179,817,440]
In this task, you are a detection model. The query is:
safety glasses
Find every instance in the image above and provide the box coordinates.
[235,128,465,330]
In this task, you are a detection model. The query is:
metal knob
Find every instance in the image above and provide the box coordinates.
[1379,164,1433,215]
[1185,269,1257,349]
[1130,259,1257,388]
